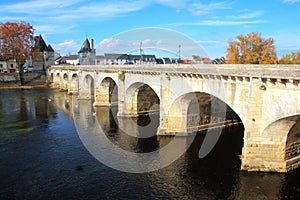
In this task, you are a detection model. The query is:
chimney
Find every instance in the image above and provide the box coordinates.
[90,39,94,49]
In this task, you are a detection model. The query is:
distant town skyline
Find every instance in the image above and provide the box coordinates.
[0,0,299,59]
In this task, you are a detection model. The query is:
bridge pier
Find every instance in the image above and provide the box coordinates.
[241,139,288,172]
[116,76,139,118]
[117,101,139,118]
[94,87,111,106]
[240,79,300,172]
[157,83,191,136]
[157,115,189,136]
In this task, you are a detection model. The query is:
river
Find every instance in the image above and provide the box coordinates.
[0,89,299,199]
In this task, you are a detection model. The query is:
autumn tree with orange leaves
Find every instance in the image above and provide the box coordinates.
[226,32,278,64]
[0,21,34,85]
[279,50,300,64]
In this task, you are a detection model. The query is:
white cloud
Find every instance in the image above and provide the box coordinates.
[0,0,85,14]
[232,10,264,19]
[283,0,300,3]
[154,0,187,8]
[96,27,209,58]
[34,24,75,35]
[168,19,265,26]
[96,38,167,54]
[274,32,300,55]
[198,40,227,48]
[188,1,232,15]
[52,40,81,55]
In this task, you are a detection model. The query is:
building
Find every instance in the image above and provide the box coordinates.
[31,35,55,71]
[191,55,212,64]
[66,55,79,65]
[101,53,156,65]
[54,56,67,65]
[211,57,226,64]
[104,53,128,65]
[0,56,18,73]
[96,55,106,65]
[78,38,96,65]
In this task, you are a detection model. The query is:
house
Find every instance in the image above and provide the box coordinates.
[0,56,18,73]
[96,55,106,65]
[31,35,55,71]
[66,55,79,65]
[191,55,212,64]
[191,55,202,63]
[55,56,67,65]
[211,57,226,64]
[139,55,156,64]
[104,53,128,65]
[163,57,172,64]
[201,57,212,64]
[102,53,156,65]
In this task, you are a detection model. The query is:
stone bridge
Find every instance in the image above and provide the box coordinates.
[48,64,300,172]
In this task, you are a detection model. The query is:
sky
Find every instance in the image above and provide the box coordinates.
[0,0,300,59]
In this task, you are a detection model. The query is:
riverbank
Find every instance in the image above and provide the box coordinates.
[0,72,47,89]
[0,84,49,90]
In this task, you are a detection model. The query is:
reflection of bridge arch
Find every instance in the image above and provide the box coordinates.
[125,82,160,116]
[95,77,118,106]
[55,73,61,82]
[53,73,61,88]
[69,74,79,95]
[62,73,68,90]
[80,74,94,99]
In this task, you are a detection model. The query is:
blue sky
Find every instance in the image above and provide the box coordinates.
[0,0,300,59]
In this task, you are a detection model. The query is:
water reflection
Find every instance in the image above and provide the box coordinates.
[0,89,299,199]
[95,106,160,153]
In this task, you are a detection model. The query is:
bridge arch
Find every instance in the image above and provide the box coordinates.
[286,116,300,162]
[163,79,248,129]
[125,82,160,116]
[95,77,118,106]
[167,91,244,135]
[251,114,300,171]
[262,115,300,138]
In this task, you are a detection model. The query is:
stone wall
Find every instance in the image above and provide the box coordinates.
[0,72,46,87]
[0,73,20,83]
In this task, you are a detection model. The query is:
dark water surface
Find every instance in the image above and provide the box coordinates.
[0,89,299,200]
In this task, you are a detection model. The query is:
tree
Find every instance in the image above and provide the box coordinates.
[279,50,300,64]
[0,21,34,85]
[226,32,278,64]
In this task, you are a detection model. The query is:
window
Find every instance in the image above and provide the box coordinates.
[0,64,3,68]
[10,64,14,68]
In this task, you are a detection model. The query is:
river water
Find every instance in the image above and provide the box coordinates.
[0,89,299,200]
